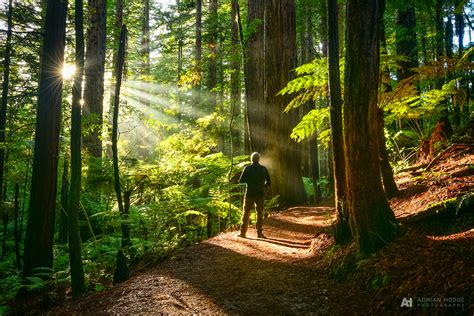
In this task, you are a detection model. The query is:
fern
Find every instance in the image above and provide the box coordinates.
[290,107,330,144]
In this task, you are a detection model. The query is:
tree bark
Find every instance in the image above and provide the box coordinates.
[246,0,265,153]
[23,0,68,277]
[395,3,418,81]
[0,0,13,205]
[230,0,241,155]
[434,0,444,58]
[83,0,107,158]
[112,25,128,250]
[59,159,69,244]
[264,0,306,205]
[445,16,454,58]
[194,0,202,108]
[344,0,398,253]
[327,0,351,243]
[68,0,86,296]
[14,183,21,270]
[454,1,464,55]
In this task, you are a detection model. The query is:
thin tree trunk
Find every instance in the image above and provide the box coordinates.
[434,0,453,138]
[445,15,454,58]
[309,134,321,203]
[327,0,351,243]
[1,205,7,260]
[0,0,13,205]
[207,0,219,232]
[194,0,202,108]
[435,0,444,58]
[455,0,464,55]
[177,0,183,121]
[59,159,69,244]
[68,0,86,296]
[23,0,68,277]
[112,25,128,250]
[344,0,397,253]
[14,183,21,270]
[141,0,150,109]
[230,0,241,155]
[379,0,398,198]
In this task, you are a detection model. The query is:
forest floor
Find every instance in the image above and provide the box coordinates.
[35,145,474,314]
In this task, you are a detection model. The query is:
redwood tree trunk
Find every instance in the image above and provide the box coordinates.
[83,0,107,158]
[327,0,351,243]
[344,0,398,253]
[395,4,418,81]
[264,0,306,205]
[246,0,265,153]
[194,0,202,108]
[68,0,86,296]
[23,0,68,276]
[230,0,241,154]
[0,0,13,204]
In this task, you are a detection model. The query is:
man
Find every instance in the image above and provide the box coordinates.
[239,152,271,238]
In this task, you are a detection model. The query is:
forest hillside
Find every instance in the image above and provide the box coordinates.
[12,140,474,314]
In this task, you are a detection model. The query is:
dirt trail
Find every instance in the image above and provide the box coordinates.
[51,206,337,315]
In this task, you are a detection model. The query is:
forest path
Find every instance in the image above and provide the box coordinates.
[53,206,337,315]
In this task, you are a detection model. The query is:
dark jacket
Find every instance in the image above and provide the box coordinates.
[239,162,271,198]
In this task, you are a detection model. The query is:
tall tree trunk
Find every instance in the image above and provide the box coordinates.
[59,159,69,244]
[141,0,150,77]
[68,0,86,296]
[208,0,218,110]
[344,0,398,253]
[445,15,454,58]
[112,25,129,250]
[83,0,107,158]
[246,0,265,153]
[194,0,202,108]
[378,0,398,198]
[327,0,351,243]
[23,0,68,276]
[141,0,150,109]
[395,3,418,81]
[0,0,13,205]
[14,183,21,270]
[265,0,306,205]
[454,1,464,55]
[177,0,183,121]
[434,0,453,138]
[435,0,445,58]
[230,0,241,155]
[109,0,123,126]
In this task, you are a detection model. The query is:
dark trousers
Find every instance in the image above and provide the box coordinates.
[240,195,264,236]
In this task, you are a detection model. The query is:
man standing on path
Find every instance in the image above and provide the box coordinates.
[239,152,271,238]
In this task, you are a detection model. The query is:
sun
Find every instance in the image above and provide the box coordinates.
[62,64,76,80]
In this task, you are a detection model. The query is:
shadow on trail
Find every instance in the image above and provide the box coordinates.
[156,206,335,314]
[160,241,329,314]
[243,236,310,249]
